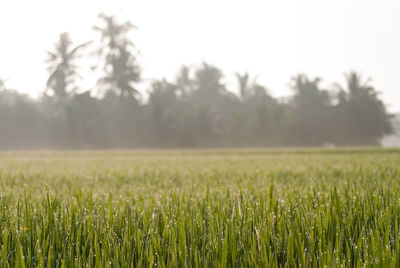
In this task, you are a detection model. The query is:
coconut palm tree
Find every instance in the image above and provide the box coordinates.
[45,32,90,99]
[235,72,251,101]
[335,71,393,144]
[290,74,332,145]
[93,13,141,101]
[194,62,228,102]
[341,72,374,99]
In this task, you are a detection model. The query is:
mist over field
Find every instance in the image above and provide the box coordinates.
[0,11,398,149]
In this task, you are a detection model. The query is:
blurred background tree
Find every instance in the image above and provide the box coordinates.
[0,14,395,149]
[93,13,141,102]
[45,32,90,101]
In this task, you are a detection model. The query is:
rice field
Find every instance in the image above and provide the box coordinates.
[0,149,399,267]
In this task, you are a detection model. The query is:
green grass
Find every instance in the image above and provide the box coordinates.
[0,149,399,267]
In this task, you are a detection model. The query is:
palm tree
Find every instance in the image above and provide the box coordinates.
[335,71,393,144]
[45,32,89,99]
[194,62,227,102]
[344,71,375,99]
[290,74,332,145]
[93,13,141,101]
[291,74,325,101]
[235,72,250,100]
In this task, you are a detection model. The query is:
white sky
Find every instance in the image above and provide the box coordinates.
[0,0,399,112]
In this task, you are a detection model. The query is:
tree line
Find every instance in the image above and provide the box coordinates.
[0,14,393,149]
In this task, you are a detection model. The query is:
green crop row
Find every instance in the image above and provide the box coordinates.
[0,149,398,267]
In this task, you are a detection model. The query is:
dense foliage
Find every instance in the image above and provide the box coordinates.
[0,14,393,149]
[0,149,399,266]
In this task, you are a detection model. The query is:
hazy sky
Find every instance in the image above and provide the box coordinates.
[1,0,399,111]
